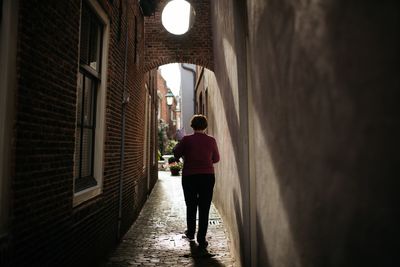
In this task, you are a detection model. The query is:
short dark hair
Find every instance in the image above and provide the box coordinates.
[190,115,208,130]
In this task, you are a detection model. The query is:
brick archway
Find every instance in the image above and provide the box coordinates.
[144,0,213,72]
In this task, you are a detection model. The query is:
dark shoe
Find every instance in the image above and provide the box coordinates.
[198,240,209,249]
[184,230,195,241]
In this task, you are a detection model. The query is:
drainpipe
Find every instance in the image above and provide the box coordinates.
[194,66,204,99]
[181,63,196,127]
[117,0,130,240]
[181,63,196,86]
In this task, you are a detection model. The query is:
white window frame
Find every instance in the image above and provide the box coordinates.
[157,91,162,121]
[73,0,109,206]
[0,0,18,234]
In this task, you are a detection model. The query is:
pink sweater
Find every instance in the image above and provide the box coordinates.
[173,132,220,176]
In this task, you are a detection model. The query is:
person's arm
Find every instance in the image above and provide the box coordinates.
[173,137,184,160]
[212,138,220,163]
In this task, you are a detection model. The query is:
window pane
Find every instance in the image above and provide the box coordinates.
[89,18,102,70]
[73,128,81,179]
[81,128,93,178]
[80,3,102,72]
[83,77,95,126]
[80,3,90,65]
[76,73,83,125]
[74,75,96,180]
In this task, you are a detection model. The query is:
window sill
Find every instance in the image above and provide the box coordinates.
[75,176,98,193]
[73,185,102,207]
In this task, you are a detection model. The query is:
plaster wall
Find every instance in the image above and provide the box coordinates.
[209,0,398,266]
[180,64,196,134]
[206,0,250,265]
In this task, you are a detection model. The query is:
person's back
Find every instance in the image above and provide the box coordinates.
[174,132,219,176]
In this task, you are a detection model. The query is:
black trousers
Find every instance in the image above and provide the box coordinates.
[182,173,215,242]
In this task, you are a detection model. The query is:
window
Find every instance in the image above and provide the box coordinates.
[134,16,138,64]
[73,0,109,206]
[143,86,149,170]
[152,107,156,166]
[74,73,97,191]
[0,0,18,234]
[199,92,203,115]
[157,91,162,121]
[205,89,208,117]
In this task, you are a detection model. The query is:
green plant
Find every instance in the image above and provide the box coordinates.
[168,156,176,164]
[169,161,182,170]
[164,140,177,155]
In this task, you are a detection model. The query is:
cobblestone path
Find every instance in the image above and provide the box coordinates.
[102,171,236,267]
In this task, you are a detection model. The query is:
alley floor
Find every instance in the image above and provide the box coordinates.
[102,171,236,267]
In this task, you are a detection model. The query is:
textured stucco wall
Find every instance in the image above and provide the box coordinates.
[209,0,399,266]
[207,0,251,265]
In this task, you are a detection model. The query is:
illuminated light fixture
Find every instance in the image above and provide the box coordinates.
[166,90,174,106]
[161,0,193,35]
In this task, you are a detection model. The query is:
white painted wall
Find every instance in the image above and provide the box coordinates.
[179,63,195,135]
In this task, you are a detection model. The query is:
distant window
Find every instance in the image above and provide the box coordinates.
[157,91,162,121]
[152,107,156,165]
[199,92,203,115]
[73,0,109,206]
[143,87,149,170]
[205,89,208,116]
[134,16,138,63]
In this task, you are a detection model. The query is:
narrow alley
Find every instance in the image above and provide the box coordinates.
[0,0,398,266]
[102,171,235,267]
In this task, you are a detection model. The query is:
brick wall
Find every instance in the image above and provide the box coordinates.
[157,70,179,140]
[144,0,213,72]
[156,71,169,123]
[0,0,158,266]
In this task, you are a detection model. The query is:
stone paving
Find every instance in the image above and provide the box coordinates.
[102,171,236,267]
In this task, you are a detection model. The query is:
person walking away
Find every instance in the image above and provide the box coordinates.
[173,115,220,249]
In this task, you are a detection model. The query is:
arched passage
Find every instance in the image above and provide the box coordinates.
[144,0,213,73]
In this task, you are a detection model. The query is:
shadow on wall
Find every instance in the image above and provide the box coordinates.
[211,0,251,266]
[232,192,271,267]
[249,0,399,266]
